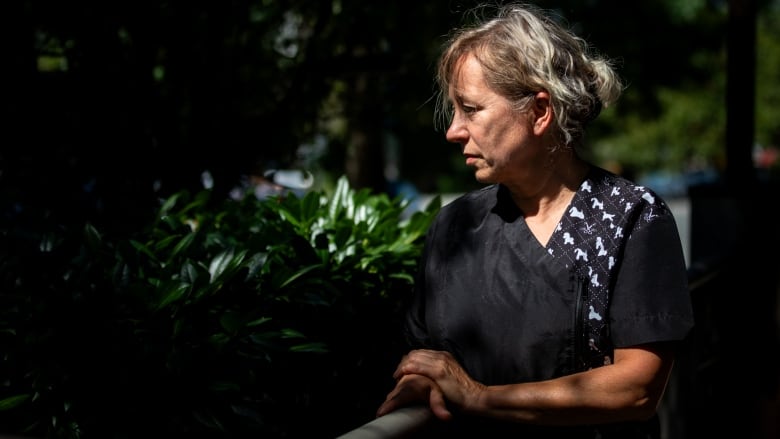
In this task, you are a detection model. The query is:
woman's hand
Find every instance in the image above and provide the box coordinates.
[380,349,487,418]
[376,373,452,420]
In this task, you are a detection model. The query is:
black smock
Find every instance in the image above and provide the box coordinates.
[403,166,695,438]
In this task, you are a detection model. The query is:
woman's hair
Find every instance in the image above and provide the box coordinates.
[435,2,624,148]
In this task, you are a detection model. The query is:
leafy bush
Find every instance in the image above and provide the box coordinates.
[0,176,440,438]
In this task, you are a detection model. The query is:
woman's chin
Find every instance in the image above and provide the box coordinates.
[473,170,495,184]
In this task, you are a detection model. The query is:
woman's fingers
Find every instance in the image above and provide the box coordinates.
[429,385,453,420]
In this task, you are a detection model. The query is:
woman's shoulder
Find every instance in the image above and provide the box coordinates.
[441,184,498,210]
[575,166,676,237]
[460,183,498,199]
[585,166,671,210]
[434,184,501,223]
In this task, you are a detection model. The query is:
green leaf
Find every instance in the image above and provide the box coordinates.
[275,204,302,229]
[83,223,102,251]
[246,317,272,327]
[389,272,414,283]
[158,192,183,215]
[156,282,189,310]
[208,332,231,346]
[289,342,328,353]
[208,248,235,281]
[300,190,322,223]
[328,175,351,221]
[244,252,268,279]
[333,224,354,248]
[152,234,180,253]
[130,239,161,264]
[277,264,323,289]
[170,233,196,260]
[180,260,200,284]
[219,312,246,333]
[280,328,305,338]
[0,394,31,411]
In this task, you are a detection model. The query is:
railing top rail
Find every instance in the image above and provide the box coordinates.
[335,406,433,439]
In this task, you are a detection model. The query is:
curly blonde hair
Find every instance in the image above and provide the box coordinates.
[435,3,624,149]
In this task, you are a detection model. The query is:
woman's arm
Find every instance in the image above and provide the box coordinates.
[379,343,675,425]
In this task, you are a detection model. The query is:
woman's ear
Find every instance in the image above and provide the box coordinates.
[532,91,553,136]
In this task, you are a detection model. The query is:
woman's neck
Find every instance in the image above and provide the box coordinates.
[510,153,590,218]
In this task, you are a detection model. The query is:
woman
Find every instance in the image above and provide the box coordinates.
[376,3,694,438]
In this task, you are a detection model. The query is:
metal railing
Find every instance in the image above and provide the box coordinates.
[335,406,433,439]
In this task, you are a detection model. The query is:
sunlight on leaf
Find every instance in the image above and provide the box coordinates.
[208,248,235,281]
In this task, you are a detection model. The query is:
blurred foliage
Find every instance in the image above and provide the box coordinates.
[590,0,780,180]
[585,0,729,175]
[0,176,441,438]
[4,0,779,239]
[755,1,780,149]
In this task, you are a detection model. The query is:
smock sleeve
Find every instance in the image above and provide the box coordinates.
[609,211,695,347]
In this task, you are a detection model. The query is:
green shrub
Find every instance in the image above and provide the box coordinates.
[0,176,440,438]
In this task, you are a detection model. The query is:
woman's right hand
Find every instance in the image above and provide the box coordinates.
[376,373,452,420]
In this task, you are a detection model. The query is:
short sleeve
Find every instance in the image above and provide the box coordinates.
[610,213,695,347]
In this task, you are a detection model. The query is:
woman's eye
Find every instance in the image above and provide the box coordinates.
[462,105,477,114]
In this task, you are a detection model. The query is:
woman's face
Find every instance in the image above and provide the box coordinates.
[445,54,550,188]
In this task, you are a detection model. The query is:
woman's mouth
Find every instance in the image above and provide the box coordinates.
[464,154,479,166]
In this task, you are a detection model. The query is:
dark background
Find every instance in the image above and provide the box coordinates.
[1,0,757,236]
[1,0,778,437]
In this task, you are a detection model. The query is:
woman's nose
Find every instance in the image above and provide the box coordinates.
[445,116,467,144]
